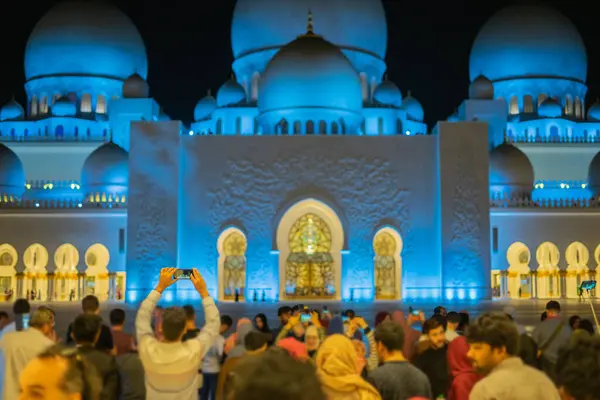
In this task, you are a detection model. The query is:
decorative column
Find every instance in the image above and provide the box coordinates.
[500,270,508,298]
[47,272,55,302]
[77,272,86,300]
[590,271,597,298]
[16,272,24,299]
[108,272,116,301]
[560,270,567,298]
[531,271,537,299]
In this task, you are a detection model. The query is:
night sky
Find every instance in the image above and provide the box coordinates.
[1,0,597,128]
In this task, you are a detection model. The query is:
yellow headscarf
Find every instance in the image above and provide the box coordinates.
[315,334,381,400]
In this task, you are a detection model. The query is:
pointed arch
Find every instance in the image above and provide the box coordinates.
[506,242,531,298]
[217,227,247,301]
[373,227,403,300]
[96,95,106,114]
[84,243,110,300]
[0,244,17,298]
[81,93,92,113]
[535,241,560,299]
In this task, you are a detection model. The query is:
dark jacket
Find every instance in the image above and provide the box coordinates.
[116,352,146,400]
[78,345,120,400]
[413,344,449,399]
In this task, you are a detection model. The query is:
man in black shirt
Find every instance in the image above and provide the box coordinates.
[66,295,114,354]
[181,304,200,341]
[413,318,449,399]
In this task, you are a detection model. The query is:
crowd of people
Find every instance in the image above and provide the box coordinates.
[0,267,598,400]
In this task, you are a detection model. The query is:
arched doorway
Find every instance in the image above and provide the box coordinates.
[565,242,589,298]
[217,228,247,301]
[0,244,17,301]
[23,243,49,301]
[84,244,110,301]
[276,199,344,300]
[54,244,79,301]
[506,242,531,299]
[536,242,560,298]
[373,228,403,300]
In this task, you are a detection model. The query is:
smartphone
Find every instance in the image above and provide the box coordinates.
[300,313,311,323]
[174,269,193,280]
[342,316,349,322]
[408,306,419,316]
[15,314,29,331]
[323,306,329,314]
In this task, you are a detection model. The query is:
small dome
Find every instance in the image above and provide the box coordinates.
[538,98,562,118]
[0,99,25,121]
[259,33,362,115]
[216,79,246,107]
[0,144,25,196]
[52,96,77,117]
[373,80,402,107]
[123,73,149,99]
[194,91,217,121]
[469,75,494,100]
[402,92,424,122]
[490,143,534,196]
[81,142,128,196]
[588,101,600,121]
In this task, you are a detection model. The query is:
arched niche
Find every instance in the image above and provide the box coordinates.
[276,198,344,300]
[536,241,561,299]
[84,243,110,300]
[536,241,560,269]
[54,243,80,301]
[23,243,49,301]
[0,244,17,300]
[506,241,531,299]
[217,227,247,302]
[373,227,403,300]
[565,241,589,298]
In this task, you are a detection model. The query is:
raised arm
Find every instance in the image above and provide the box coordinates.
[190,269,220,358]
[136,267,178,345]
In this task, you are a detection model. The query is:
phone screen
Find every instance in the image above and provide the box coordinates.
[174,269,193,280]
[342,316,349,322]
[411,310,420,316]
[300,314,311,323]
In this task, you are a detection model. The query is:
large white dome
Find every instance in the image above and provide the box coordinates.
[81,142,129,196]
[231,0,387,61]
[469,5,587,83]
[25,1,148,82]
[0,144,25,197]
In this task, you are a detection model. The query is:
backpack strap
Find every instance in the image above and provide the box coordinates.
[538,321,565,353]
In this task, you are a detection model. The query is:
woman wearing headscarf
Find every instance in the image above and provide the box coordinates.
[306,325,321,359]
[224,318,251,355]
[217,323,253,400]
[350,317,378,371]
[316,334,382,400]
[276,312,326,344]
[447,335,481,400]
[279,337,310,362]
[374,312,391,327]
[392,311,421,361]
[351,332,369,380]
[254,313,273,345]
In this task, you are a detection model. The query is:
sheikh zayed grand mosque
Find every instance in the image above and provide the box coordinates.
[0,0,599,304]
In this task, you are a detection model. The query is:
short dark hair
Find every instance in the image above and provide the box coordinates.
[546,300,561,312]
[81,296,100,313]
[109,309,126,326]
[13,298,30,315]
[374,321,405,351]
[229,347,326,400]
[578,319,595,335]
[162,307,187,341]
[38,344,102,400]
[466,312,519,356]
[221,315,233,328]
[29,307,54,329]
[447,312,461,324]
[345,310,356,319]
[556,336,600,400]
[245,331,268,351]
[182,305,196,321]
[0,311,9,320]
[569,315,581,329]
[277,307,292,317]
[423,318,444,334]
[72,314,102,344]
[433,306,446,315]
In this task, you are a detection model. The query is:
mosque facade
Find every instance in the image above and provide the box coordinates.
[0,0,598,304]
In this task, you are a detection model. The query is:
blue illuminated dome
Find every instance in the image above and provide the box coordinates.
[52,96,76,117]
[538,98,562,118]
[588,151,600,197]
[402,92,424,122]
[123,73,149,99]
[194,91,217,122]
[469,75,494,100]
[588,101,600,121]
[259,33,362,117]
[217,78,246,107]
[81,142,129,196]
[0,99,24,121]
[469,5,587,83]
[25,2,147,82]
[0,144,25,197]
[373,80,403,107]
[490,143,534,197]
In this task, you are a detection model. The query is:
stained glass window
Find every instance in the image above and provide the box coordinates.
[374,231,397,299]
[286,214,334,298]
[223,231,247,300]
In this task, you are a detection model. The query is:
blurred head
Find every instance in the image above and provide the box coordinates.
[81,296,100,315]
[374,312,391,327]
[458,312,470,331]
[182,305,196,323]
[220,315,233,335]
[278,306,292,324]
[292,322,305,339]
[245,331,268,354]
[423,318,446,349]
[29,307,55,336]
[375,321,405,361]
[569,315,581,330]
[556,336,600,400]
[0,311,9,328]
[466,312,519,375]
[316,334,363,375]
[254,313,269,332]
[109,308,126,327]
[447,312,461,331]
[434,306,447,316]
[13,298,31,315]
[228,348,325,400]
[160,307,187,342]
[305,325,320,351]
[19,344,102,400]
[578,319,595,335]
[71,314,101,345]
[344,310,356,320]
[546,300,561,316]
